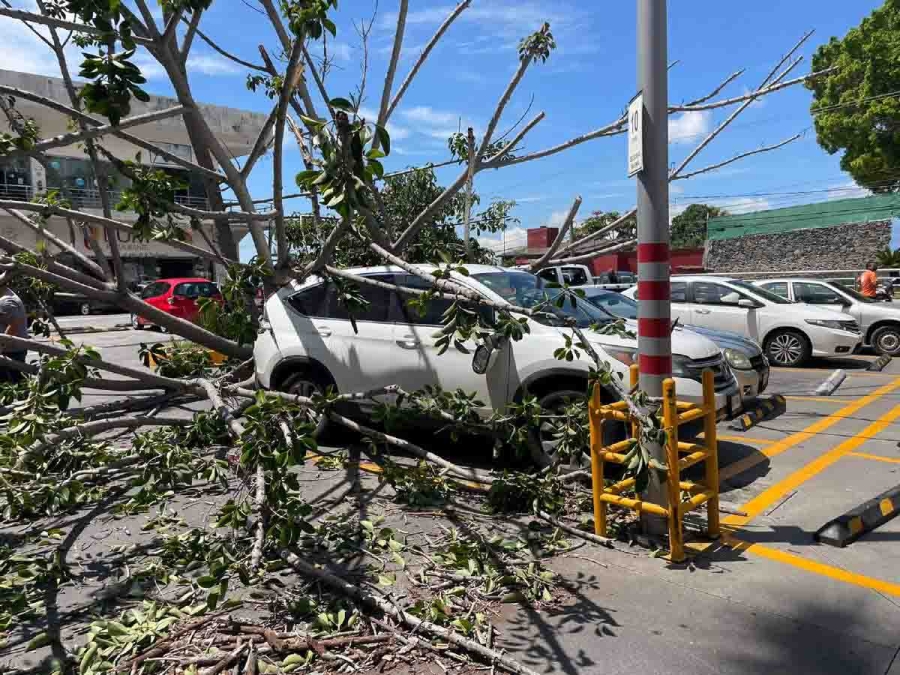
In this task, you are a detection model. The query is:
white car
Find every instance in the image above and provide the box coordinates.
[623,276,861,367]
[254,266,742,453]
[753,278,900,357]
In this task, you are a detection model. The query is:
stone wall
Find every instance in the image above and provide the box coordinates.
[705,220,891,272]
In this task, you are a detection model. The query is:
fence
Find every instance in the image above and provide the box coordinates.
[589,364,720,562]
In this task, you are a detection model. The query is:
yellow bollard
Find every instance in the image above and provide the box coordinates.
[589,383,607,537]
[702,369,721,538]
[662,378,685,562]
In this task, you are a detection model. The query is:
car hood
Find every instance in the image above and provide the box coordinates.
[680,324,763,356]
[579,319,721,360]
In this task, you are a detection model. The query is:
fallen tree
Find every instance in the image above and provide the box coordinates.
[0,2,826,673]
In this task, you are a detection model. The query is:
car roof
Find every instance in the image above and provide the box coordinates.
[672,275,737,283]
[339,264,511,276]
[151,277,216,284]
[754,278,839,284]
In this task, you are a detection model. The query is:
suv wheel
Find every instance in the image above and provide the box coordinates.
[80,302,91,316]
[281,371,332,439]
[534,389,626,469]
[765,329,810,367]
[872,325,900,356]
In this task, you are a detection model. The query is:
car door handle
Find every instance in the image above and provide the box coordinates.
[396,336,419,349]
[695,308,711,314]
[315,326,332,337]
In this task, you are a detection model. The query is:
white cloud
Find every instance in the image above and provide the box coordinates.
[186,54,242,76]
[358,106,410,141]
[478,225,529,253]
[402,106,460,127]
[714,197,771,214]
[825,181,869,201]
[513,196,547,203]
[668,111,711,145]
[399,105,476,144]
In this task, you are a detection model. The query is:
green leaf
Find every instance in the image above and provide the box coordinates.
[329,97,354,110]
[374,125,390,155]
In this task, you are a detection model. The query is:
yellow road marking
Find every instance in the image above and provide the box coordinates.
[847,451,900,465]
[718,374,900,483]
[783,395,856,404]
[722,395,900,528]
[720,534,900,598]
[712,434,774,445]
[880,498,894,516]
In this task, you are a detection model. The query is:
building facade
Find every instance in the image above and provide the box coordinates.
[0,69,268,286]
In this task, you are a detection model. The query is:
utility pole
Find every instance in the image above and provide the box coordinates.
[463,127,476,262]
[636,0,671,536]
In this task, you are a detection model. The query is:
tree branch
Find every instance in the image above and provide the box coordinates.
[672,134,803,181]
[386,0,472,121]
[682,69,745,107]
[547,237,636,266]
[558,208,636,256]
[377,0,408,130]
[0,6,153,45]
[529,196,582,271]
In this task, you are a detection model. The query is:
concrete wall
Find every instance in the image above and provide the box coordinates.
[706,220,891,273]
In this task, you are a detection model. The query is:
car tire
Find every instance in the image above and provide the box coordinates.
[764,329,811,367]
[80,302,91,316]
[281,371,334,440]
[131,314,144,330]
[871,325,900,357]
[533,388,626,469]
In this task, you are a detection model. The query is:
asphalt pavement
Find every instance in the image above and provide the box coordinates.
[15,328,900,674]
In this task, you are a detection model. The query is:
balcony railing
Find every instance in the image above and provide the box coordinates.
[0,185,210,211]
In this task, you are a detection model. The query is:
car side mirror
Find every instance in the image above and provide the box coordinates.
[737,298,757,309]
[472,345,492,374]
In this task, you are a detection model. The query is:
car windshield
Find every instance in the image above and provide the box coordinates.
[582,290,638,319]
[831,281,875,303]
[728,279,792,304]
[473,271,611,328]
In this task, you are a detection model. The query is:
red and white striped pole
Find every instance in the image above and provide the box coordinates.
[636,0,671,535]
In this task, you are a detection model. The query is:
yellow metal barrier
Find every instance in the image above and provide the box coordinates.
[589,364,720,562]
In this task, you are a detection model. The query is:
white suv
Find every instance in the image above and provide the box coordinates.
[254,266,741,452]
[624,276,861,366]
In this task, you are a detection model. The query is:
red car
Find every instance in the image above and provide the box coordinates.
[132,277,222,331]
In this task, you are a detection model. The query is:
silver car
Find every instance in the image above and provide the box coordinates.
[753,278,900,357]
[577,287,769,400]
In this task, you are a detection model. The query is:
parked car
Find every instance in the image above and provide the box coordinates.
[622,276,861,367]
[575,286,769,399]
[255,265,742,458]
[52,292,119,316]
[533,264,594,287]
[753,278,900,356]
[131,278,222,331]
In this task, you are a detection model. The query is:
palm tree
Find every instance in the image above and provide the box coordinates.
[875,247,900,268]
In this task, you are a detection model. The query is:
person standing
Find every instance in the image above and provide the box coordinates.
[859,261,879,299]
[0,285,28,383]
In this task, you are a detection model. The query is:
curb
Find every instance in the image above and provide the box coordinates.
[814,483,900,547]
[867,354,893,372]
[815,369,847,396]
[729,394,786,432]
[54,324,132,335]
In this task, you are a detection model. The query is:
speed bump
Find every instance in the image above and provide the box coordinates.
[814,483,900,547]
[730,395,786,432]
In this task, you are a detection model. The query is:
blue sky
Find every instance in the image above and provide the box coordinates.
[0,0,886,258]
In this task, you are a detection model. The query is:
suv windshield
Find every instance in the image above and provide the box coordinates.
[728,279,792,304]
[831,281,875,303]
[473,271,610,328]
[583,290,638,319]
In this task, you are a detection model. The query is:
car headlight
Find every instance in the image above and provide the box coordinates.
[805,319,855,331]
[723,348,752,370]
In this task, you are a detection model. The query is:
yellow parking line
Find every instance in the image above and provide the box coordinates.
[721,534,900,597]
[718,374,900,483]
[782,395,856,404]
[713,434,774,445]
[722,395,900,528]
[847,451,900,465]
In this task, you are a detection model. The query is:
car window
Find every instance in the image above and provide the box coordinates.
[693,282,743,306]
[671,282,687,303]
[196,282,219,297]
[729,278,791,304]
[795,282,845,305]
[287,283,328,317]
[759,282,789,299]
[140,282,169,299]
[561,266,589,286]
[537,269,558,284]
[326,275,398,323]
[399,275,493,325]
[174,282,199,298]
[584,291,638,319]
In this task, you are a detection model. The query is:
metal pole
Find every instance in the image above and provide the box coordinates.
[636,0,671,536]
[463,127,476,262]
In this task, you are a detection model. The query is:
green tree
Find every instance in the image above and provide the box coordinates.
[286,168,517,266]
[807,0,900,192]
[670,204,727,248]
[573,210,636,241]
